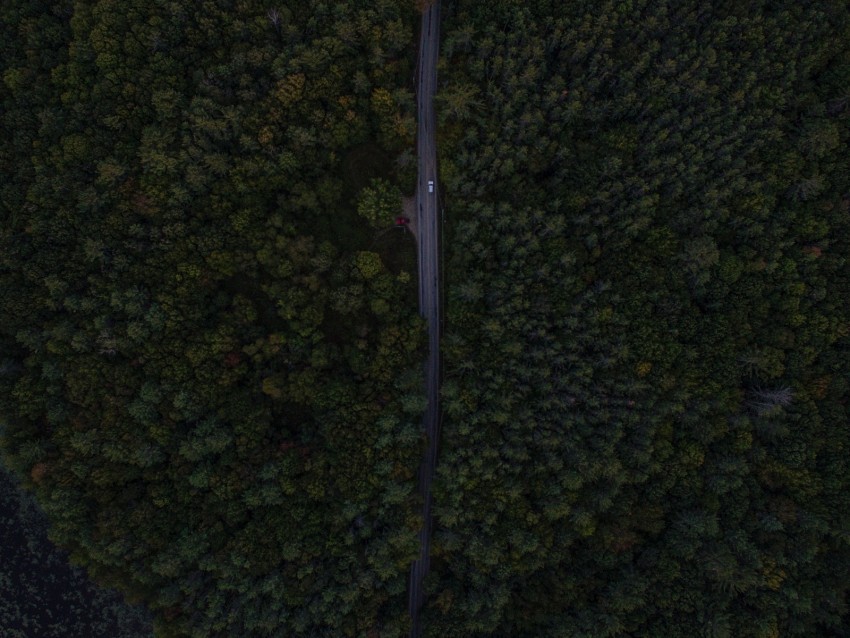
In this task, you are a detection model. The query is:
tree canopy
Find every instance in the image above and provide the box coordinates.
[1,0,424,635]
[427,0,850,635]
[1,0,849,636]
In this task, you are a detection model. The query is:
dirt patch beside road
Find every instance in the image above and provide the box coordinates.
[402,195,417,240]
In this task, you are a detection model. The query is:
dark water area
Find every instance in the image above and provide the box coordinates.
[0,462,153,638]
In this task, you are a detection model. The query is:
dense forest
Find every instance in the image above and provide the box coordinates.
[2,0,850,637]
[0,0,425,636]
[428,0,850,636]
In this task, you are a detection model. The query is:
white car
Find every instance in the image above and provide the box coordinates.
[428,180,434,193]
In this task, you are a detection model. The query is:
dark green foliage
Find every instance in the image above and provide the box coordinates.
[430,1,850,635]
[4,0,850,636]
[0,0,424,636]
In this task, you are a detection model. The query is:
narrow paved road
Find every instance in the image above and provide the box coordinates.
[408,2,441,637]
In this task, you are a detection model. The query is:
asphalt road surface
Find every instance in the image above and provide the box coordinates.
[408,2,441,636]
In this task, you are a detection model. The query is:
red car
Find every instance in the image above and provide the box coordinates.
[395,216,410,226]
